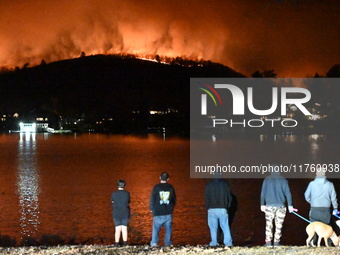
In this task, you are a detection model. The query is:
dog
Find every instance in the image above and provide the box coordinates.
[306,221,340,247]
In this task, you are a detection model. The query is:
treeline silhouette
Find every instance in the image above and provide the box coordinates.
[0,54,244,133]
[0,54,339,134]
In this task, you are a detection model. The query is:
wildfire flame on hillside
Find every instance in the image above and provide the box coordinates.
[0,0,338,77]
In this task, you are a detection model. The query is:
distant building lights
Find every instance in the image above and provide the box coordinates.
[288,105,298,111]
[309,114,321,121]
[19,122,37,133]
[150,110,167,115]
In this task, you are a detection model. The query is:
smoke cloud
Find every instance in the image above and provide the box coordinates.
[0,0,339,77]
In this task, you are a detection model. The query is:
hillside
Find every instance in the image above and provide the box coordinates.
[0,55,244,133]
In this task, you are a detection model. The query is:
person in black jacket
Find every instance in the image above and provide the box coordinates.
[111,179,130,247]
[205,178,233,247]
[260,170,293,247]
[149,172,176,247]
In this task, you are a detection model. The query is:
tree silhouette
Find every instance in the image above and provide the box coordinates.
[155,54,161,63]
[262,69,277,78]
[0,67,9,74]
[327,64,340,77]
[251,70,262,78]
[251,69,277,78]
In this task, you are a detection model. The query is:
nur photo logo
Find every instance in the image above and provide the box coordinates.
[192,78,314,129]
[199,84,223,115]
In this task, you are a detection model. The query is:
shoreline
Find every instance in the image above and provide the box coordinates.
[0,245,339,255]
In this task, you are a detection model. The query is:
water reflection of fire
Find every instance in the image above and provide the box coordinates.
[308,134,324,162]
[17,133,40,240]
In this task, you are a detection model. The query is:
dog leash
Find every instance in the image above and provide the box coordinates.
[333,214,340,219]
[292,210,340,222]
[291,211,311,223]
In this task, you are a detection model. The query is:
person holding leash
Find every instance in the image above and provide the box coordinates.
[304,169,338,225]
[304,169,338,246]
[260,168,293,247]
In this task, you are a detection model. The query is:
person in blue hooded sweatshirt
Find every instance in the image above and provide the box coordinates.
[304,169,338,225]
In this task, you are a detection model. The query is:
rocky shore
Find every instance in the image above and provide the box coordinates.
[0,245,339,255]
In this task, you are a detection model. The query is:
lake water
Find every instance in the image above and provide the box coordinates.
[0,133,339,247]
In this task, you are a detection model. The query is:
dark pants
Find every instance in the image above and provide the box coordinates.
[310,207,331,224]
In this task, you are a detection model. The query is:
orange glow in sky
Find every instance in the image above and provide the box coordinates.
[0,0,339,77]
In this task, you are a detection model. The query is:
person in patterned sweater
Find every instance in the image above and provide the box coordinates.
[260,168,293,248]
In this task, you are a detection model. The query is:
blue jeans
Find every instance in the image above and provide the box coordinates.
[208,208,232,246]
[151,214,172,246]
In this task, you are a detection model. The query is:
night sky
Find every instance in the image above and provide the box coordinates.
[0,0,339,77]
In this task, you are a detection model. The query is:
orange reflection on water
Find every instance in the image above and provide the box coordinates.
[33,134,206,245]
[0,133,337,246]
[17,133,40,242]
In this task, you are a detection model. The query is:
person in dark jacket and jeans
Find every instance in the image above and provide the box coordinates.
[149,172,176,247]
[205,178,233,247]
[260,170,293,247]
